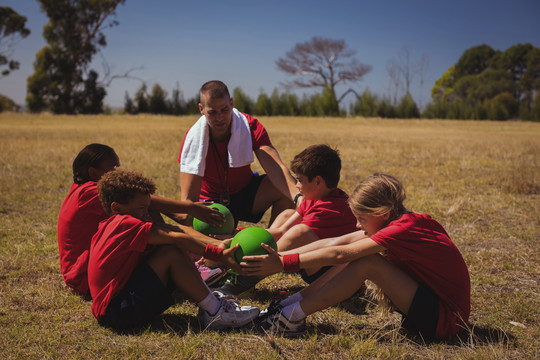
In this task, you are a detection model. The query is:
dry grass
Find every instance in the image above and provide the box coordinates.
[1,112,539,359]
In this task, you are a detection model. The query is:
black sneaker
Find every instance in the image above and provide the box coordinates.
[215,272,261,297]
[258,300,282,321]
[256,308,306,338]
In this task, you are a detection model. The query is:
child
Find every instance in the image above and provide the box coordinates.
[243,174,471,342]
[88,169,259,331]
[57,144,225,296]
[215,144,357,295]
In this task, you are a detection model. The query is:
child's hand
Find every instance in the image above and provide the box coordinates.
[190,202,225,226]
[220,244,242,273]
[240,243,284,277]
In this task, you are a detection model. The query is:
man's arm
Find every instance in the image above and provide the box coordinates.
[179,172,203,202]
[255,145,298,201]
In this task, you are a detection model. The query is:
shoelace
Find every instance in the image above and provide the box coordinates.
[219,297,240,312]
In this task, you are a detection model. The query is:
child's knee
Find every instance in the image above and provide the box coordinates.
[149,245,183,263]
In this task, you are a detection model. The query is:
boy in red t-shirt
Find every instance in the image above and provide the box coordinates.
[88,169,259,332]
[58,144,227,297]
[243,174,471,342]
[216,144,358,295]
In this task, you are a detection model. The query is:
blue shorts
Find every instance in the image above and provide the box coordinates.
[401,283,439,342]
[98,262,174,331]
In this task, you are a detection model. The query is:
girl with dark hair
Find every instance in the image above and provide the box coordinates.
[58,144,225,296]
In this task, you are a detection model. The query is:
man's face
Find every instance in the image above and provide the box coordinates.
[199,94,234,140]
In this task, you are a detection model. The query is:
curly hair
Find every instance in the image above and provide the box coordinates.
[290,144,341,189]
[348,173,407,221]
[97,170,156,215]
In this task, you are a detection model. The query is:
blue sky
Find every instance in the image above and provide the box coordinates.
[1,0,539,110]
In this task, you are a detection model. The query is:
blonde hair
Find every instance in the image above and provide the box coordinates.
[348,173,406,220]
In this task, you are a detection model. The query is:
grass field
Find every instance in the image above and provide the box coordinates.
[0,112,539,359]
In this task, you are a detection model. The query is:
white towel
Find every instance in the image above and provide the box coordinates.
[180,108,254,176]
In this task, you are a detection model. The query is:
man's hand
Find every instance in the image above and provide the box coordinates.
[240,243,284,277]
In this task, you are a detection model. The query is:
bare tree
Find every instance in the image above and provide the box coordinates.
[276,37,371,105]
[387,46,429,106]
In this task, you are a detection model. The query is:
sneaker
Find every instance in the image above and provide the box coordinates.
[256,307,306,337]
[198,297,260,330]
[196,263,226,286]
[214,272,261,297]
[258,300,282,320]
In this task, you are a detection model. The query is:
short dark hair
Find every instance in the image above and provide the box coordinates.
[290,144,341,188]
[72,143,116,184]
[199,80,230,104]
[97,169,156,215]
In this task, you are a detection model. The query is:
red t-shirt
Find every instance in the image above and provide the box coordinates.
[370,213,471,340]
[297,188,357,239]
[88,214,153,319]
[178,113,272,200]
[57,182,108,294]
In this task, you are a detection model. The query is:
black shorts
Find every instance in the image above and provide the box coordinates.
[299,266,332,284]
[223,174,266,224]
[401,283,439,342]
[98,262,174,332]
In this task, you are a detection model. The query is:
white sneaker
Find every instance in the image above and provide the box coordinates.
[199,297,260,330]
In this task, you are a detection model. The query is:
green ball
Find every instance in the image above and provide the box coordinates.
[192,203,235,235]
[230,227,277,263]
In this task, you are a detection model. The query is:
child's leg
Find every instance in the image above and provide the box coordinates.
[146,245,209,302]
[277,224,319,251]
[299,253,418,316]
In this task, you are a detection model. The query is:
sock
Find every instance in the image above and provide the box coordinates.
[279,292,303,307]
[198,292,221,316]
[281,302,306,322]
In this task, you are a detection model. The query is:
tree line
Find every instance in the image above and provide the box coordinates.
[0,2,539,121]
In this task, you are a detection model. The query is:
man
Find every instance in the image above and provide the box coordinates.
[178,80,299,226]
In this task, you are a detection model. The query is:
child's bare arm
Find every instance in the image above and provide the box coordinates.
[241,235,383,277]
[280,230,368,255]
[148,224,241,272]
[149,195,224,226]
[267,211,302,241]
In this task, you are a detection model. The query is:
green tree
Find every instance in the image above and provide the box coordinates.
[320,85,340,116]
[169,82,186,115]
[149,83,168,114]
[26,0,126,114]
[134,83,148,114]
[396,92,420,118]
[124,91,135,114]
[353,89,378,117]
[454,44,497,78]
[232,87,254,114]
[255,90,271,116]
[270,88,282,115]
[0,7,30,78]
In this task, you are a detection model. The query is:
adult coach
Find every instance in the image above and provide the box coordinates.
[178,80,298,226]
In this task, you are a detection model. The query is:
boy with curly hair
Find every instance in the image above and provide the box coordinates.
[88,169,259,332]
